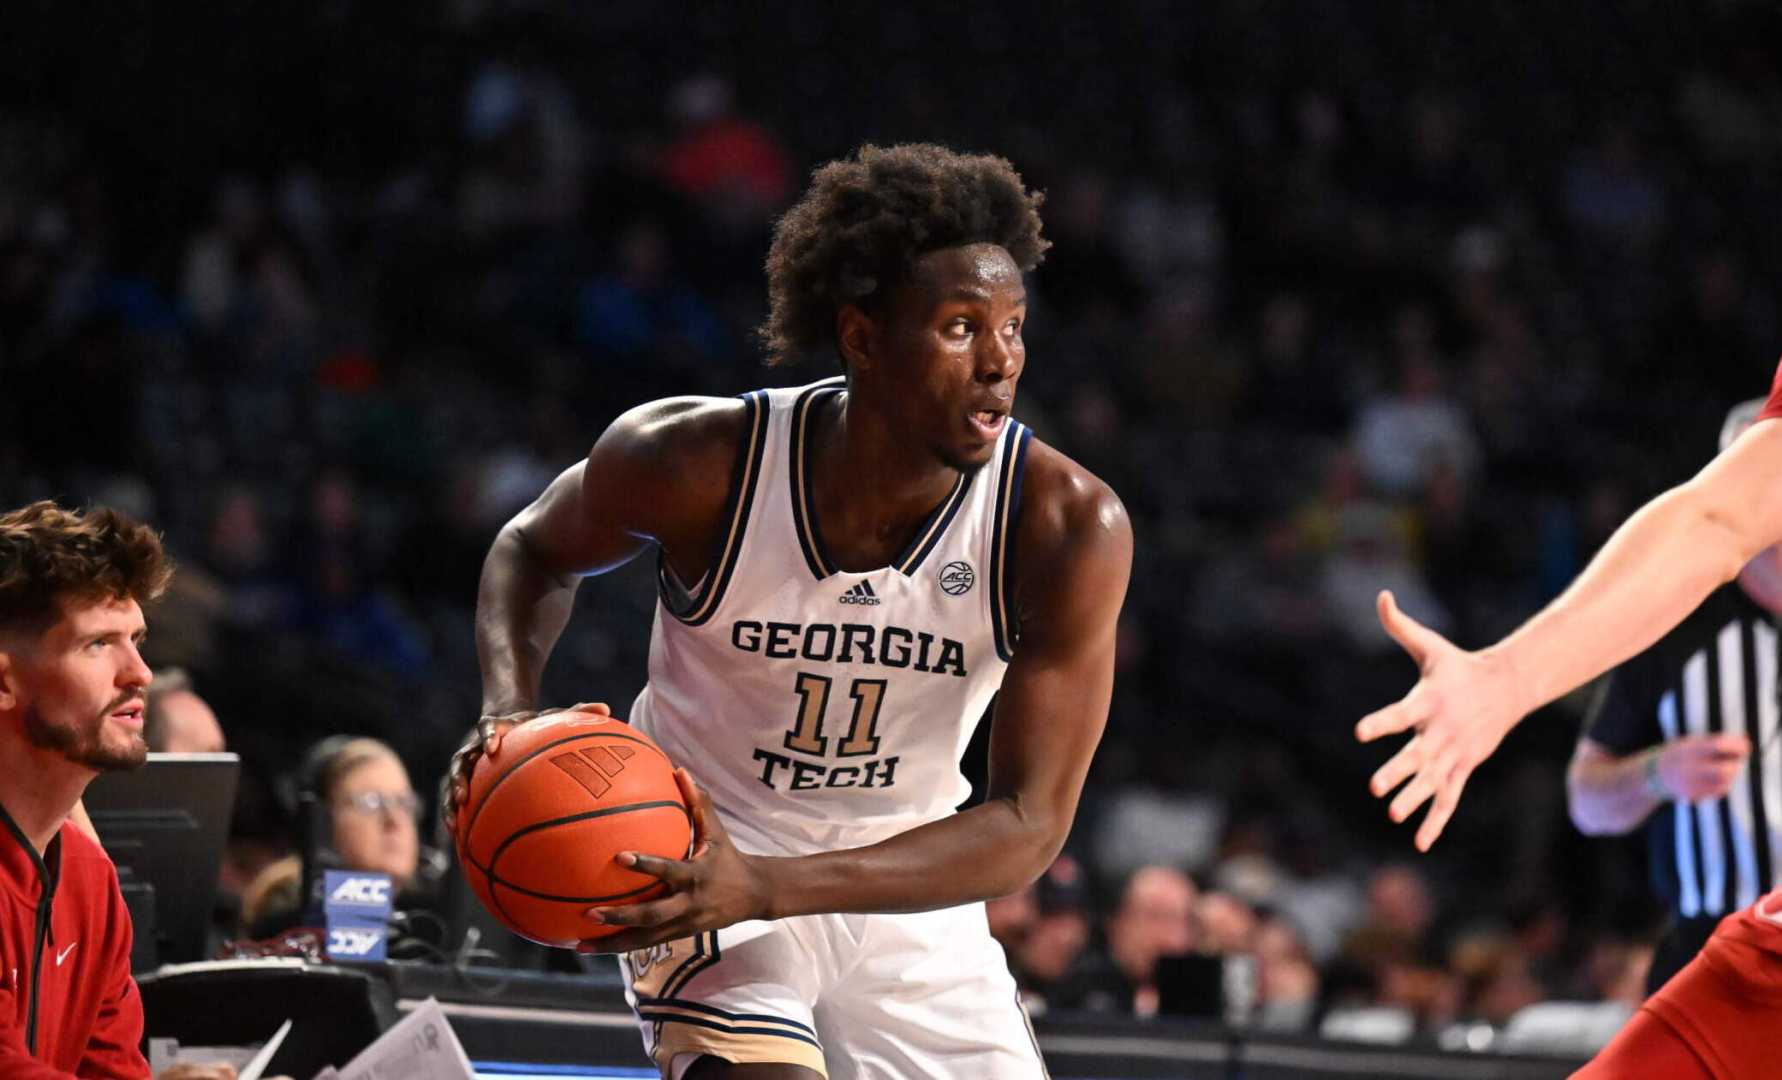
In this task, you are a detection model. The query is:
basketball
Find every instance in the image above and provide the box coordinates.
[455,713,691,948]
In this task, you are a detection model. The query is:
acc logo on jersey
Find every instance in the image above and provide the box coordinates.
[938,561,975,596]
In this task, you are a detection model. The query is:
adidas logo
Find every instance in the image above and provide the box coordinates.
[838,580,882,606]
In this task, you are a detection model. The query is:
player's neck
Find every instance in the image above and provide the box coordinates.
[0,728,90,855]
[811,392,959,536]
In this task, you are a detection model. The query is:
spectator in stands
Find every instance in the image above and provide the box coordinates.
[142,668,224,754]
[240,736,426,938]
[1002,856,1096,1015]
[1351,307,1480,500]
[1198,890,1259,954]
[1254,911,1321,1032]
[1449,930,1544,1027]
[1075,865,1198,1017]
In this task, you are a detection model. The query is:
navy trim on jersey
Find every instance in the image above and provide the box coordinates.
[660,390,771,626]
[1016,990,1051,1079]
[634,997,818,1037]
[634,1009,825,1051]
[788,381,845,580]
[990,422,1033,662]
[659,929,720,1001]
[790,380,982,579]
[892,468,972,576]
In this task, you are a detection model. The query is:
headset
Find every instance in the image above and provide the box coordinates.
[293,734,359,924]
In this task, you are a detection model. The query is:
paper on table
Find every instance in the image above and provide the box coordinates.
[329,997,475,1080]
[238,1018,292,1080]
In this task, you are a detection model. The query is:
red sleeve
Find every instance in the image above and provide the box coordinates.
[0,1021,79,1080]
[76,868,149,1079]
[1759,355,1782,421]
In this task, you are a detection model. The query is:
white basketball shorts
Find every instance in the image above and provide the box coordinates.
[618,902,1047,1078]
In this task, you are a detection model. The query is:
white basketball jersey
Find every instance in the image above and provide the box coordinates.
[628,377,1032,858]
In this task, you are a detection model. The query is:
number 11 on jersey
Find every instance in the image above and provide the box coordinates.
[752,673,899,791]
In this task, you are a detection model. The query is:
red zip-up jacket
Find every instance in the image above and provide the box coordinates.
[0,805,149,1078]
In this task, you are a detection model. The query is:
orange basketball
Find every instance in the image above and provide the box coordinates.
[455,713,690,947]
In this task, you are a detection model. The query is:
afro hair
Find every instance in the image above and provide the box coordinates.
[760,143,1048,366]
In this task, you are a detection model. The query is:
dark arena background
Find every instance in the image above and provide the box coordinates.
[6,1,1781,1076]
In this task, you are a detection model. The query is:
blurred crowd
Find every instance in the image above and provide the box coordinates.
[5,0,1782,1050]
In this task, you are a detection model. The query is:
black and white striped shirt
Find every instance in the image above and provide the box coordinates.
[1584,585,1782,917]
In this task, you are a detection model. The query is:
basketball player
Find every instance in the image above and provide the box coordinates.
[448,144,1132,1078]
[1357,357,1782,1076]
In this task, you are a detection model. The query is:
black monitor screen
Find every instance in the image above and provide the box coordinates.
[84,752,239,967]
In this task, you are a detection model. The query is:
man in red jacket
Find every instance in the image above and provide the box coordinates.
[0,500,234,1079]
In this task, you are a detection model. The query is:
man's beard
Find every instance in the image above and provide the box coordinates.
[23,697,148,771]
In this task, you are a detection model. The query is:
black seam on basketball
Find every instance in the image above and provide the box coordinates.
[481,858,519,932]
[462,729,671,844]
[490,874,669,905]
[484,799,691,900]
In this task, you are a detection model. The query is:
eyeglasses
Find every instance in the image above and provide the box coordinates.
[335,791,423,819]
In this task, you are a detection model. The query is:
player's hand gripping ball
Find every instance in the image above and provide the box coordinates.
[453,713,692,947]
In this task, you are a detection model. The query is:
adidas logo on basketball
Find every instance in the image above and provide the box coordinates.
[838,580,882,606]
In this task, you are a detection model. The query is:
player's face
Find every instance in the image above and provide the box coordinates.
[873,243,1026,471]
[331,754,421,888]
[2,597,151,773]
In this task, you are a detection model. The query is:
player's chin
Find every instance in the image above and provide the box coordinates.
[940,437,997,472]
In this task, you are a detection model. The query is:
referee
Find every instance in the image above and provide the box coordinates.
[1567,397,1782,993]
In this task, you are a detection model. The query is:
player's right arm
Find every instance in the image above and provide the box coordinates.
[448,396,745,826]
[1359,412,1782,850]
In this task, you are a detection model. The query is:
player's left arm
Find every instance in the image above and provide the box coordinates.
[585,446,1131,950]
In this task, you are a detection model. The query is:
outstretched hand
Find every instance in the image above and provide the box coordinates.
[575,767,773,954]
[444,701,612,835]
[1355,591,1529,852]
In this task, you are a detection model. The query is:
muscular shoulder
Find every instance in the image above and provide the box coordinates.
[589,395,754,567]
[1011,437,1133,613]
[599,395,751,477]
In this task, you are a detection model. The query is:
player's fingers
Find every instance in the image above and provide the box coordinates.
[587,892,687,928]
[579,925,681,955]
[1388,775,1436,824]
[1415,772,1469,852]
[616,850,698,886]
[568,701,613,716]
[1376,590,1440,665]
[1368,738,1422,797]
[477,716,505,755]
[675,768,723,850]
[1356,695,1429,744]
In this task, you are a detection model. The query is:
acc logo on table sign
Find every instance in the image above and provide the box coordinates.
[328,927,384,957]
[330,876,392,906]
